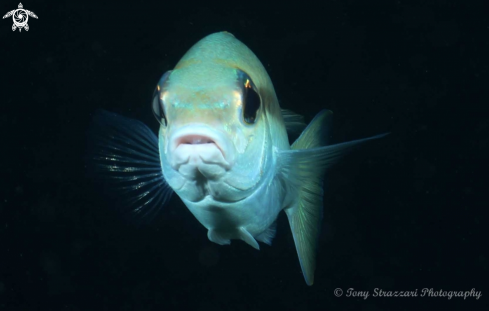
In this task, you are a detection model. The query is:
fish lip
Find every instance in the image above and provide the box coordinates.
[169,124,234,167]
[175,136,225,159]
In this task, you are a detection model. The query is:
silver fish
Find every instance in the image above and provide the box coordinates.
[89,31,387,285]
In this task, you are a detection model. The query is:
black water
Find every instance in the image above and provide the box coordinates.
[1,0,487,310]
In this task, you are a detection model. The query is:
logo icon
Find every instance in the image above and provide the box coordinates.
[3,3,38,32]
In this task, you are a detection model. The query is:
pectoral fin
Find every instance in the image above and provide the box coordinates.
[87,109,173,224]
[278,110,388,285]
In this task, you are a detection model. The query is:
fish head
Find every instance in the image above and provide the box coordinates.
[153,64,272,204]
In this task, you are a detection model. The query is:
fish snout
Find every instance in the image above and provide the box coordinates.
[169,126,234,178]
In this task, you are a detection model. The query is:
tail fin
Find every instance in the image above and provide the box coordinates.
[277,110,387,285]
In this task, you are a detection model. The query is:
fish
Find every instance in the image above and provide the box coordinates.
[88,31,387,285]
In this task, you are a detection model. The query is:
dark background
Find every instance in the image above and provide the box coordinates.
[1,0,487,310]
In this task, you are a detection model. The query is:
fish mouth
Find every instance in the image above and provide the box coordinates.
[169,125,234,172]
[174,134,225,159]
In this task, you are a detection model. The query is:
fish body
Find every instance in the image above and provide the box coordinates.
[89,32,387,285]
[157,32,287,249]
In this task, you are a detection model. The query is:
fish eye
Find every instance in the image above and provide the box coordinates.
[152,71,172,126]
[239,71,261,125]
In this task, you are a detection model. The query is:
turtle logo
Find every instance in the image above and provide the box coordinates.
[3,3,38,32]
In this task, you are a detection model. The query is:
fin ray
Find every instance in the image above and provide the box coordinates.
[239,227,260,250]
[87,109,173,224]
[255,221,277,246]
[281,109,307,136]
[208,229,231,246]
[279,110,388,285]
[291,109,333,149]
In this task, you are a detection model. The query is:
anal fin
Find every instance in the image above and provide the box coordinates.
[255,221,277,246]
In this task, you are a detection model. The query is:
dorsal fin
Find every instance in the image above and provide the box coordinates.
[291,109,333,149]
[281,109,307,136]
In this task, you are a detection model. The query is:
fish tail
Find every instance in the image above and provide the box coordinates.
[278,110,387,285]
